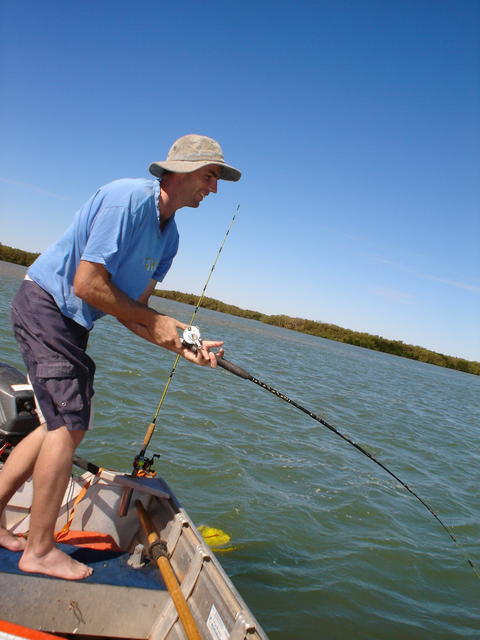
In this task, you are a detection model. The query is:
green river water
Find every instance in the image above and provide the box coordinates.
[1,261,479,639]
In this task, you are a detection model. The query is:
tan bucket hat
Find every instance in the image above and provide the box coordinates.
[149,134,241,182]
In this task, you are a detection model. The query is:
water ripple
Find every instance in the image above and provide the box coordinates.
[1,263,479,639]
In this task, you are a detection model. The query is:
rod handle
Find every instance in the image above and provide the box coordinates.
[216,357,251,380]
[143,422,156,447]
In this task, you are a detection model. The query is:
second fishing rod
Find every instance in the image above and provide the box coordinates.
[118,207,239,516]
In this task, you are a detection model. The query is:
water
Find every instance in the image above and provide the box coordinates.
[1,261,479,639]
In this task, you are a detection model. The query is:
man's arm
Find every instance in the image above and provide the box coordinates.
[119,279,164,344]
[74,260,223,366]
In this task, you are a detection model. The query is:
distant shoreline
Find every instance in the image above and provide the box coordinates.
[0,244,39,267]
[154,289,479,376]
[1,244,477,376]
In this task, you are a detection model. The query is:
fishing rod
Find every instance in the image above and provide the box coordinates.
[215,356,480,578]
[118,206,239,516]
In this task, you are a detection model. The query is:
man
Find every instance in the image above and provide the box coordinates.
[0,134,241,580]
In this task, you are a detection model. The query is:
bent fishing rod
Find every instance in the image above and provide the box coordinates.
[116,205,477,578]
[118,206,239,516]
[215,356,479,578]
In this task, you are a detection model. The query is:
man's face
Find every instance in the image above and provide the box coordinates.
[175,164,221,208]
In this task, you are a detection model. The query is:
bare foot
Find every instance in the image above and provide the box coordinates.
[19,545,93,580]
[0,527,27,551]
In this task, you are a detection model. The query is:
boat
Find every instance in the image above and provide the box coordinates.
[0,362,269,640]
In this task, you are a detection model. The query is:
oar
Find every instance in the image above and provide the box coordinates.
[135,500,202,640]
[215,356,479,576]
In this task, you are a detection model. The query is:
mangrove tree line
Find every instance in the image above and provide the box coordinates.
[154,289,480,376]
[2,245,477,376]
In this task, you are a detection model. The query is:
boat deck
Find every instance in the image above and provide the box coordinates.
[0,469,269,640]
[0,545,169,638]
[0,543,165,589]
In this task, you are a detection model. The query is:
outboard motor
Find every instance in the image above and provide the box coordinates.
[0,362,39,449]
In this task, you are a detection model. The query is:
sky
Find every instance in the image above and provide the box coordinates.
[1,0,479,361]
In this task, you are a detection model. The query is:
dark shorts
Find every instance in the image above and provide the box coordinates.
[10,280,96,431]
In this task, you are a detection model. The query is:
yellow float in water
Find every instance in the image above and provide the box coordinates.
[198,526,237,553]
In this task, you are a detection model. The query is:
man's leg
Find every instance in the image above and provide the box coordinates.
[8,280,95,579]
[18,425,92,580]
[0,424,47,551]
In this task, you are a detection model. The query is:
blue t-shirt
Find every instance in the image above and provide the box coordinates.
[28,178,179,330]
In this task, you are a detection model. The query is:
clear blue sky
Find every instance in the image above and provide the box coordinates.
[1,0,479,361]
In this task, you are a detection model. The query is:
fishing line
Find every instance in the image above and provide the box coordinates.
[216,357,480,578]
[137,206,239,463]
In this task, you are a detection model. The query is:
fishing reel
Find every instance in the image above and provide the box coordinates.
[182,325,203,352]
[133,452,160,476]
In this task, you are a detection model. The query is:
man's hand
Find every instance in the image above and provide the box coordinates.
[74,261,224,367]
[123,315,224,367]
[145,313,186,351]
[181,342,225,367]
[144,311,224,366]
